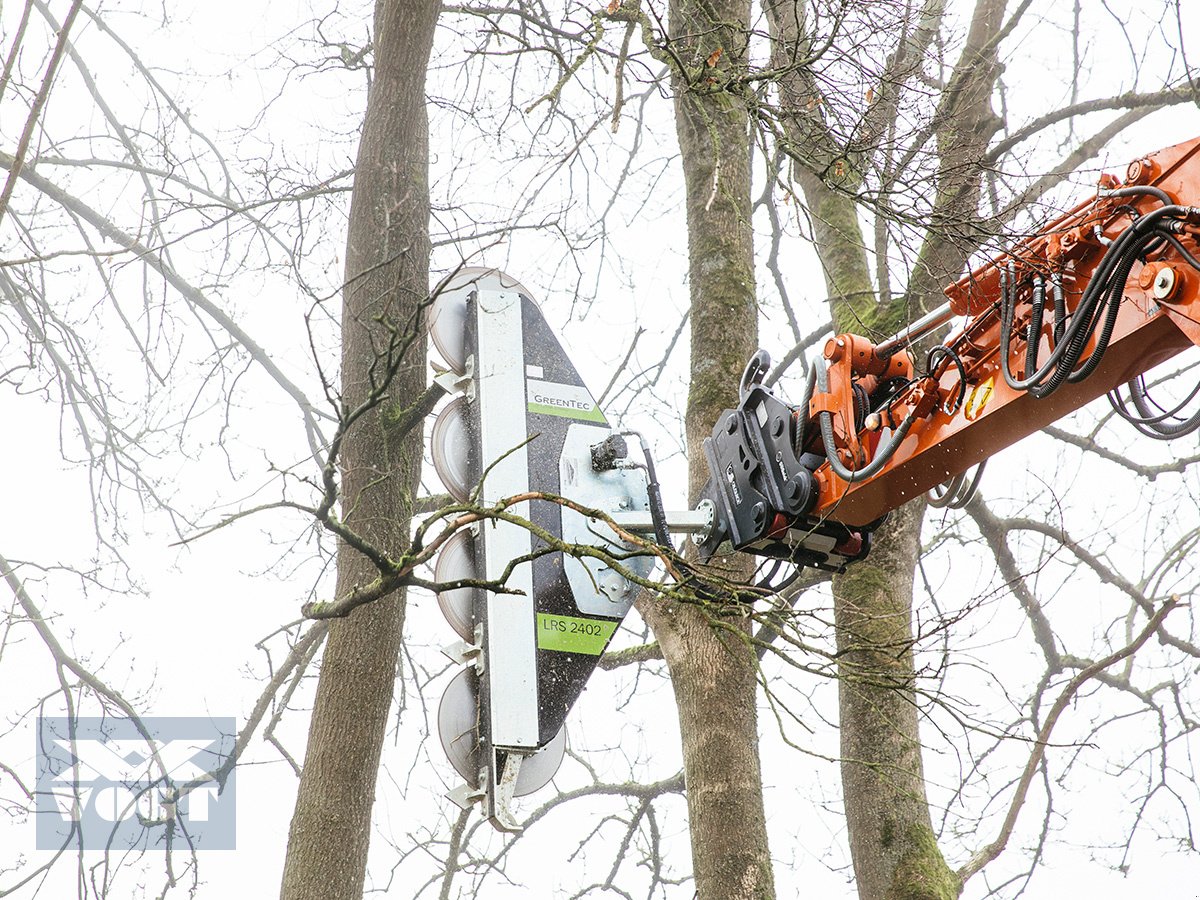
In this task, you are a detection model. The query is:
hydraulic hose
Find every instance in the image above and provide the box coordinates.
[1025,276,1047,376]
[998,261,1100,395]
[1051,275,1067,343]
[1126,375,1200,424]
[1132,383,1200,436]
[813,359,918,484]
[1116,376,1200,439]
[618,431,672,547]
[1101,184,1174,205]
[792,362,817,456]
[927,471,966,508]
[928,459,987,509]
[1000,207,1187,399]
[926,345,966,414]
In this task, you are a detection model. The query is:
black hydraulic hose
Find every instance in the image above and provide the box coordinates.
[953,459,987,508]
[1054,211,1190,393]
[813,360,918,484]
[998,261,1100,394]
[1105,208,1200,438]
[1127,203,1199,234]
[1159,231,1200,272]
[1025,276,1047,376]
[852,383,870,431]
[927,471,966,508]
[1072,215,1190,380]
[1001,214,1182,398]
[1051,275,1067,344]
[1111,386,1200,440]
[926,345,966,414]
[1065,234,1146,386]
[1035,262,1124,395]
[1065,232,1150,385]
[1101,184,1174,205]
[1094,204,1200,425]
[793,362,817,455]
[620,431,672,548]
[929,459,988,509]
[1119,374,1200,424]
[1000,261,1102,394]
[998,190,1200,429]
[820,408,917,484]
[1126,377,1200,438]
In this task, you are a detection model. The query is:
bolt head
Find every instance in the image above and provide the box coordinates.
[1153,266,1177,300]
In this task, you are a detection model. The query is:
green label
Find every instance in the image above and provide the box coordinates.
[536,613,618,655]
[526,379,607,423]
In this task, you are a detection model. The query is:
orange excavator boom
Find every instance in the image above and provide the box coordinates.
[697,136,1200,570]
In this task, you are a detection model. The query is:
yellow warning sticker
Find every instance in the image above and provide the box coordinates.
[964,376,994,421]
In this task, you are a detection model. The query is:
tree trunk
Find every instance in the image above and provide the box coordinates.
[635,2,775,897]
[279,2,439,898]
[758,0,1011,894]
[833,502,960,900]
[803,169,959,900]
[807,177,958,900]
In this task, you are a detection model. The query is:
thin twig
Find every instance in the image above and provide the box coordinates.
[957,597,1179,883]
[0,0,85,229]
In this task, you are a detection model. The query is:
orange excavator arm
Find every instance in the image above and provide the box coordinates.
[697,135,1200,570]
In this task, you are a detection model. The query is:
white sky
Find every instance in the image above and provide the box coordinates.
[2,0,1200,897]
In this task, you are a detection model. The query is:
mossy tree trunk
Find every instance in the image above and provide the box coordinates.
[805,162,961,900]
[761,1,1010,897]
[279,2,440,898]
[832,499,959,900]
[635,1,775,897]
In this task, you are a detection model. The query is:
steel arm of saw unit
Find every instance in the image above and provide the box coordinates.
[697,134,1200,568]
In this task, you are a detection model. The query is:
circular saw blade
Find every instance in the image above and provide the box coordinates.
[436,669,568,797]
[428,267,533,374]
[431,396,471,502]
[437,668,482,785]
[513,720,566,797]
[434,529,476,641]
[428,288,469,376]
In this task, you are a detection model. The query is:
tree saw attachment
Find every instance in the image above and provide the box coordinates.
[419,134,1200,835]
[426,268,661,831]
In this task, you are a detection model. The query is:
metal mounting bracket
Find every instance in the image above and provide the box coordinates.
[433,354,475,399]
[446,780,486,811]
[441,622,487,674]
[488,754,525,833]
